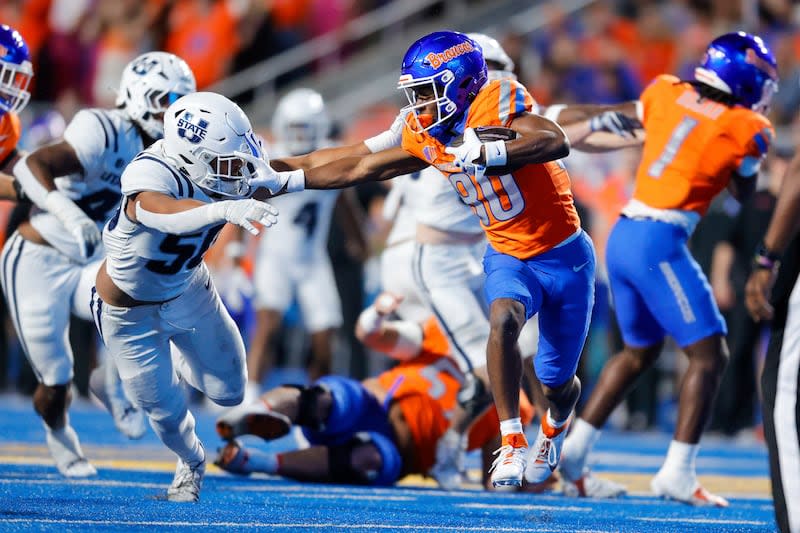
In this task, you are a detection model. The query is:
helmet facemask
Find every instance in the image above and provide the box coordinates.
[398,69,458,134]
[187,144,258,199]
[0,58,32,114]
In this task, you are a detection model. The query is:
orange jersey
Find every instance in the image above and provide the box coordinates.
[377,317,534,474]
[401,79,580,260]
[0,112,21,166]
[634,74,774,215]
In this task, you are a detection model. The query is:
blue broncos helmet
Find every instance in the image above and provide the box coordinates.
[0,24,33,116]
[398,31,487,140]
[694,31,778,114]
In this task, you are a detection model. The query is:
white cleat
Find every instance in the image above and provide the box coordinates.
[429,430,466,490]
[650,470,729,507]
[167,456,206,502]
[45,424,97,478]
[89,365,146,440]
[490,433,528,487]
[216,401,291,442]
[561,468,627,498]
[525,419,568,484]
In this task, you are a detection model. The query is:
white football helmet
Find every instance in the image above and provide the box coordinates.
[116,51,196,139]
[271,88,331,156]
[467,33,516,81]
[163,92,264,199]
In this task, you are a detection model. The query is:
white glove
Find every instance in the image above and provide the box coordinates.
[218,199,278,236]
[44,190,101,260]
[589,111,642,139]
[236,151,305,195]
[444,127,485,176]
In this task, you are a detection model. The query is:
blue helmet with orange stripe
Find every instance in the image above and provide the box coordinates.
[398,31,487,140]
[0,24,33,116]
[694,32,778,114]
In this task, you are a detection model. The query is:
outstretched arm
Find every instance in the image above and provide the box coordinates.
[130,191,278,236]
[274,146,428,191]
[545,101,644,152]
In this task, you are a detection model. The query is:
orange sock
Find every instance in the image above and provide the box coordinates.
[502,432,528,448]
[541,415,568,438]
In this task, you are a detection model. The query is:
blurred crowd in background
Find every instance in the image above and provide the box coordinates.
[2,0,800,441]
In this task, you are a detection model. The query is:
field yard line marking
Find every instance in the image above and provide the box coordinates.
[0,518,612,532]
[457,503,591,512]
[0,478,165,489]
[283,493,415,501]
[635,517,768,526]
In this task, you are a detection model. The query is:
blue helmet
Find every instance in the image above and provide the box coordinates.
[694,31,778,113]
[0,24,32,116]
[398,31,487,139]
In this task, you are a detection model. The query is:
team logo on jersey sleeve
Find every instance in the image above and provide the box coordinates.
[177,112,209,144]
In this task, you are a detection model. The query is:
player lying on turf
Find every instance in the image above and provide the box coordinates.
[214,292,549,491]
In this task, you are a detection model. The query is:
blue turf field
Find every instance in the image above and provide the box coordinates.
[0,393,777,532]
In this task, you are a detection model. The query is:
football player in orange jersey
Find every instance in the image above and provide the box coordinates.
[559,32,778,507]
[214,292,542,490]
[243,30,640,489]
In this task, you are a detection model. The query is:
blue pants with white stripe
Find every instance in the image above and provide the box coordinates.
[606,216,726,349]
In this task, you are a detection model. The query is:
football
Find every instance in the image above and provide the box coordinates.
[449,126,518,146]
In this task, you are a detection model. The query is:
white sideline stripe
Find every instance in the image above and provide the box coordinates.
[0,518,610,532]
[636,517,768,526]
[458,503,590,513]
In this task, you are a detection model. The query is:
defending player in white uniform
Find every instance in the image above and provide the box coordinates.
[5,52,195,478]
[246,89,347,398]
[93,92,279,502]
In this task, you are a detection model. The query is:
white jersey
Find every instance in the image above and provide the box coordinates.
[30,108,146,263]
[103,141,222,302]
[258,188,338,262]
[383,173,418,247]
[414,165,481,234]
[384,167,482,241]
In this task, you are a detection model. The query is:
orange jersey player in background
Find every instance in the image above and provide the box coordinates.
[252,30,636,490]
[560,32,778,507]
[213,292,538,490]
[0,24,34,199]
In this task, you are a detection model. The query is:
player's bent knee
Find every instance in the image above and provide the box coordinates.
[489,301,525,336]
[33,383,71,429]
[328,431,402,486]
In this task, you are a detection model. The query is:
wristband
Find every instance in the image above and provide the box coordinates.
[285,169,305,193]
[357,305,383,334]
[753,243,781,271]
[483,140,507,167]
[364,129,401,153]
